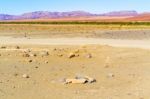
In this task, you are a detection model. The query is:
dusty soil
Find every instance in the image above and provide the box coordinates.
[1,24,150,99]
[0,44,150,99]
[1,24,150,39]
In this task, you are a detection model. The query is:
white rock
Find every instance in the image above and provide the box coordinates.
[22,74,29,78]
[65,78,87,84]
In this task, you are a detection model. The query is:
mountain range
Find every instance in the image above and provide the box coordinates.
[0,10,149,21]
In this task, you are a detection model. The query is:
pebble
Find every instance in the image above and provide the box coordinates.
[45,61,48,64]
[65,78,87,84]
[40,51,49,57]
[64,75,96,84]
[22,53,30,57]
[68,53,76,58]
[22,74,29,78]
[14,73,18,77]
[15,46,20,49]
[107,73,115,78]
[1,46,6,49]
[86,54,92,58]
[35,66,39,69]
[29,53,37,57]
[29,60,33,63]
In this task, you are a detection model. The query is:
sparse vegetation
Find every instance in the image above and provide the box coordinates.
[1,21,150,25]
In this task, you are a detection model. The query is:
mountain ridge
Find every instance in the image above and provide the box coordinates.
[0,10,139,20]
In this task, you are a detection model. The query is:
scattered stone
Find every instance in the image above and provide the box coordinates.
[40,51,49,57]
[22,74,29,78]
[68,53,76,58]
[86,53,92,58]
[14,73,18,77]
[1,46,6,49]
[22,53,30,57]
[65,78,87,84]
[64,75,96,84]
[15,46,20,49]
[45,61,48,64]
[75,75,96,83]
[35,66,38,69]
[28,60,33,63]
[107,73,115,78]
[58,54,63,57]
[29,53,37,57]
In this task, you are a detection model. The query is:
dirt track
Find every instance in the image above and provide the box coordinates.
[1,36,150,49]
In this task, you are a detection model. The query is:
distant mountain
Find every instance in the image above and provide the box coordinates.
[100,10,138,16]
[127,13,150,21]
[0,10,139,20]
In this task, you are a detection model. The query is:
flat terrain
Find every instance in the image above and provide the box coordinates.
[1,24,150,39]
[1,24,150,99]
[1,45,150,99]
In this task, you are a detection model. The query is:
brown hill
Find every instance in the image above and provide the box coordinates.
[127,13,150,21]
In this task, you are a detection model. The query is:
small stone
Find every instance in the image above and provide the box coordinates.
[86,54,92,58]
[15,46,20,49]
[75,75,96,83]
[107,73,115,78]
[14,73,18,77]
[29,60,33,63]
[40,51,49,57]
[65,78,87,84]
[84,76,96,83]
[29,53,37,57]
[45,61,48,64]
[68,53,76,58]
[58,54,63,57]
[22,74,29,78]
[22,53,30,57]
[1,46,6,49]
[35,66,38,69]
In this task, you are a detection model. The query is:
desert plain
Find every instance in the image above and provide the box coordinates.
[0,23,150,99]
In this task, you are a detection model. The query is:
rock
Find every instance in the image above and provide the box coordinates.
[76,75,96,83]
[1,46,6,49]
[40,51,49,57]
[58,54,63,57]
[107,73,115,78]
[64,75,96,84]
[45,61,48,64]
[35,66,38,69]
[68,53,76,58]
[14,73,18,77]
[22,53,30,57]
[84,76,96,83]
[29,53,37,57]
[65,78,87,84]
[86,54,92,58]
[22,74,29,78]
[15,46,20,49]
[28,60,33,63]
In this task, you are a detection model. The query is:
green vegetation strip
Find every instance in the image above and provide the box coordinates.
[0,21,150,25]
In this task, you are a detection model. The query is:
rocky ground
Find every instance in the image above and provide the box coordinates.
[0,44,150,99]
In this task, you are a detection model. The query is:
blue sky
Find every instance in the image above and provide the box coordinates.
[0,0,149,15]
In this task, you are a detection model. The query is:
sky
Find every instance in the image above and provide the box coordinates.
[0,0,149,15]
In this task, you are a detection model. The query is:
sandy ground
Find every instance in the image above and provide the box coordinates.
[0,36,150,99]
[1,24,150,99]
[0,37,150,49]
